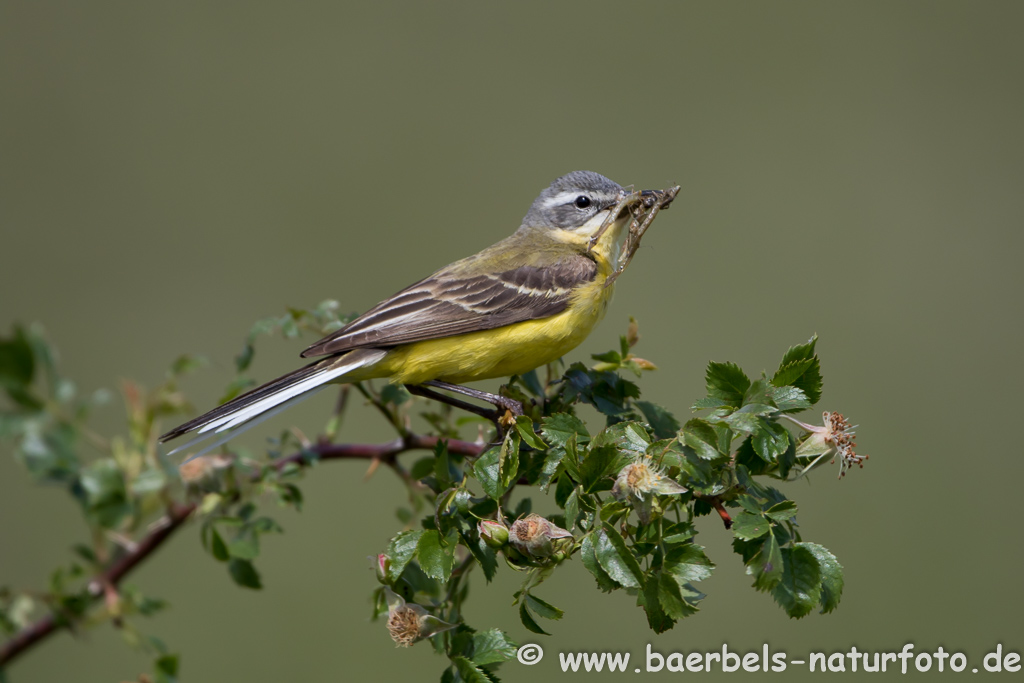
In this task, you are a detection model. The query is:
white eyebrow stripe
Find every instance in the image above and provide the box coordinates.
[541,190,587,209]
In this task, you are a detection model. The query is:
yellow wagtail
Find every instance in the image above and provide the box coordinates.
[161,171,676,457]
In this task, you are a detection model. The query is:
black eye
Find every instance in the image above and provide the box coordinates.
[574,195,592,209]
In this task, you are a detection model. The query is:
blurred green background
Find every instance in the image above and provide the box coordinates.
[3,1,1023,680]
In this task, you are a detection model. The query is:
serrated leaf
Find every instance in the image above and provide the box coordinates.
[541,414,590,448]
[767,385,811,412]
[663,544,715,584]
[537,448,565,492]
[657,569,696,619]
[499,431,520,492]
[594,525,643,588]
[418,529,459,582]
[515,416,547,449]
[462,530,498,582]
[578,444,620,493]
[518,601,550,635]
[451,656,498,683]
[580,533,618,592]
[386,530,424,583]
[470,629,518,666]
[564,488,580,531]
[525,594,563,620]
[765,500,798,522]
[771,546,822,618]
[227,532,259,560]
[705,361,750,408]
[635,400,680,440]
[639,571,676,633]
[773,337,822,405]
[799,542,844,614]
[752,420,790,461]
[731,511,770,540]
[473,446,504,500]
[681,419,722,460]
[747,533,783,592]
[228,558,262,589]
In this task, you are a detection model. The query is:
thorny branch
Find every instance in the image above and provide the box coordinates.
[0,434,486,669]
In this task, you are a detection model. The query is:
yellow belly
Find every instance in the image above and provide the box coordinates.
[350,278,614,385]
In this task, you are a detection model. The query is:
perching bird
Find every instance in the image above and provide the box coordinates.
[161,171,672,458]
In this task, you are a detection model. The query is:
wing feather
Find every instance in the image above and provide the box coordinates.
[301,254,597,357]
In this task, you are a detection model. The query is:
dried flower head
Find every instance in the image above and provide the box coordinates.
[785,411,868,479]
[508,514,573,558]
[383,589,455,648]
[178,454,230,487]
[612,457,688,524]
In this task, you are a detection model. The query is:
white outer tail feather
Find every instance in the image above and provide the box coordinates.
[168,350,386,463]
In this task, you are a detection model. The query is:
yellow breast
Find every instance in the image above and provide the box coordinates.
[365,277,614,385]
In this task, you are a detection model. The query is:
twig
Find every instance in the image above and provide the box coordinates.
[0,435,485,669]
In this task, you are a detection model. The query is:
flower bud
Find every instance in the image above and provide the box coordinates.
[477,519,509,548]
[508,514,573,558]
[375,554,391,584]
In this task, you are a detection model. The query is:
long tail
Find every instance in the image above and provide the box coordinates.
[160,348,386,461]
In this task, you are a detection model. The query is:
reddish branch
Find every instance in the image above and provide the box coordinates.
[0,435,484,669]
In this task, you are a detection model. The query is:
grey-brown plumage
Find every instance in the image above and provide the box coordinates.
[300,257,598,357]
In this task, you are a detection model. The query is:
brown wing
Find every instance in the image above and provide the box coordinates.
[300,254,598,357]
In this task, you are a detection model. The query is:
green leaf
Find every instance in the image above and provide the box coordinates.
[771,546,823,618]
[639,571,676,633]
[525,594,563,620]
[731,511,770,540]
[515,416,547,449]
[386,530,424,583]
[499,431,520,492]
[681,419,722,460]
[469,629,518,666]
[537,448,565,491]
[0,326,39,409]
[473,446,504,501]
[752,420,790,461]
[747,533,783,592]
[433,440,452,490]
[541,414,590,448]
[380,383,411,406]
[77,460,131,529]
[772,336,822,405]
[767,385,811,412]
[580,533,618,592]
[705,361,750,408]
[518,601,550,635]
[578,444,620,493]
[417,529,459,582]
[210,528,229,562]
[765,500,798,522]
[594,524,644,588]
[799,542,844,614]
[451,656,498,683]
[663,544,715,584]
[462,530,498,582]
[228,558,262,589]
[564,488,580,531]
[635,400,680,440]
[227,531,259,560]
[657,569,696,619]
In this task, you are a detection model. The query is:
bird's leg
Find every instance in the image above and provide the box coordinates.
[422,380,524,418]
[405,384,501,422]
